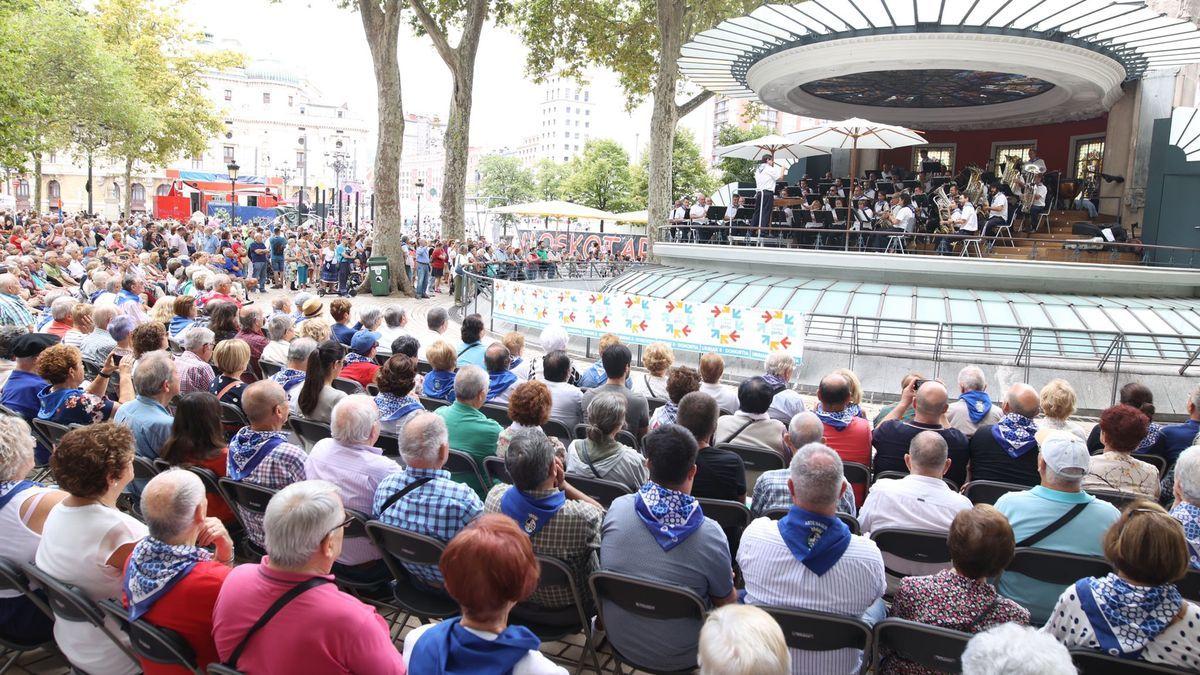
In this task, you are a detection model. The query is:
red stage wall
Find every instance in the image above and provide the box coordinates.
[877,116,1108,174]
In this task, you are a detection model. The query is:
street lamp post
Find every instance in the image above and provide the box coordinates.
[415,178,425,239]
[227,162,240,226]
[298,128,308,230]
[326,148,350,232]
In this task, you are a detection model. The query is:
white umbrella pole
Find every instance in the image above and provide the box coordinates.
[845,136,857,252]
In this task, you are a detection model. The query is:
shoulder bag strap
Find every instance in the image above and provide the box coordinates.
[225,577,331,668]
[578,439,602,478]
[722,419,758,445]
[1016,502,1088,548]
[216,378,241,401]
[378,476,435,515]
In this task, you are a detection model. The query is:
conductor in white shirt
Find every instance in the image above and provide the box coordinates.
[752,155,782,236]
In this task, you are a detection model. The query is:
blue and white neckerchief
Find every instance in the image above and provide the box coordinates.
[633,481,704,551]
[123,536,213,620]
[991,413,1039,458]
[1076,573,1183,658]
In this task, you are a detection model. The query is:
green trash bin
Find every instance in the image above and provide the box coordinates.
[368,256,391,296]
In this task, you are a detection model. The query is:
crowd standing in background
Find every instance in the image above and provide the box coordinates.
[0,208,1197,674]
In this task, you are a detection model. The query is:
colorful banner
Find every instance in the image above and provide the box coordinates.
[492,280,804,362]
[516,230,648,259]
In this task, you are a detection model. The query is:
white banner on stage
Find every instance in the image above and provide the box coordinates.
[491,280,804,363]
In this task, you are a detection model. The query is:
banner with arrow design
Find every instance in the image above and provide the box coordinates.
[492,279,803,363]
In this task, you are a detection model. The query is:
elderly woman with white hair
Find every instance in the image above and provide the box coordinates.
[521,323,581,385]
[261,312,295,364]
[762,350,806,423]
[210,481,406,673]
[376,305,409,349]
[698,605,789,675]
[0,416,67,645]
[303,395,394,587]
[1170,445,1200,569]
[962,623,1075,675]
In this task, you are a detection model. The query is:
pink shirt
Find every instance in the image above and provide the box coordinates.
[212,562,405,675]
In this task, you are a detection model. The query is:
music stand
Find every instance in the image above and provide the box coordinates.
[877,181,895,196]
[903,179,920,191]
[921,161,943,174]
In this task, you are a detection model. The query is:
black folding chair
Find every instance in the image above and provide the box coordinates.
[220,402,250,432]
[30,419,74,450]
[872,470,959,492]
[843,461,871,501]
[483,456,512,485]
[1003,548,1113,588]
[541,418,573,446]
[716,442,785,472]
[332,509,396,613]
[961,479,1026,505]
[479,403,512,427]
[0,404,20,418]
[289,416,332,449]
[510,556,604,674]
[589,571,707,674]
[1131,453,1167,476]
[761,605,873,675]
[363,521,458,624]
[216,478,277,560]
[96,598,202,675]
[21,563,140,671]
[445,449,489,493]
[1178,568,1200,603]
[332,377,365,395]
[0,558,53,675]
[1087,489,1139,510]
[696,497,752,557]
[416,359,433,375]
[1070,648,1182,674]
[258,360,283,378]
[869,528,952,580]
[573,424,639,450]
[133,455,160,481]
[374,432,400,458]
[419,395,449,411]
[873,618,971,673]
[646,397,669,413]
[564,474,631,508]
[762,508,862,535]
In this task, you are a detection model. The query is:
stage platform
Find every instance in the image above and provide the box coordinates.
[653,242,1200,298]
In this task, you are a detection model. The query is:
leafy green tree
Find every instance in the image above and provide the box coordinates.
[477,154,535,206]
[561,139,638,213]
[633,128,713,202]
[94,0,240,215]
[512,0,755,252]
[714,123,773,185]
[534,158,569,201]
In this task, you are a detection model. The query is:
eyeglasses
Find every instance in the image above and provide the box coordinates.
[326,514,354,538]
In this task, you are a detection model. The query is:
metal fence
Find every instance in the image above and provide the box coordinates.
[457,262,1200,405]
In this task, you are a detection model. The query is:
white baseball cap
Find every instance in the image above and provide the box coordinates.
[1041,432,1090,478]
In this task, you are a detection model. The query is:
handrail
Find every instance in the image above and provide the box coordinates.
[454,261,1200,404]
[653,223,1200,267]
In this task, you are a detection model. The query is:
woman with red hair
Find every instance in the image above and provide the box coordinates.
[1083,405,1161,499]
[402,514,567,674]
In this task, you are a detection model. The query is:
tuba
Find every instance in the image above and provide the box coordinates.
[932,185,954,233]
[964,166,988,212]
[1002,155,1022,194]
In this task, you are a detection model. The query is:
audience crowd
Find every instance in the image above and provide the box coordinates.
[0,227,1197,674]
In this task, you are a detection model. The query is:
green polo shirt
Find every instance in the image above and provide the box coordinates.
[435,401,502,496]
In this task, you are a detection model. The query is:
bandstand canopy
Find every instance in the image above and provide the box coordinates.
[680,0,1200,129]
[491,200,619,220]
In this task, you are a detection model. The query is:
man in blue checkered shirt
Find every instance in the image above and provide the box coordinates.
[373,411,483,590]
[751,411,858,518]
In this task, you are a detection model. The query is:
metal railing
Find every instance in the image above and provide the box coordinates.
[456,262,1200,406]
[654,223,1200,268]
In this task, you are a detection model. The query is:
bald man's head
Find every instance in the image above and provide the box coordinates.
[243,380,288,424]
[817,373,851,410]
[914,380,949,419]
[140,469,205,542]
[1005,383,1041,419]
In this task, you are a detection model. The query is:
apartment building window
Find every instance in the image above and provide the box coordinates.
[223,146,235,163]
[262,92,271,104]
[191,154,203,170]
[288,95,294,107]
[223,89,232,101]
[296,151,305,168]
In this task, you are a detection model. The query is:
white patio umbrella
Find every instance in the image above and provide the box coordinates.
[715,133,827,163]
[788,118,926,234]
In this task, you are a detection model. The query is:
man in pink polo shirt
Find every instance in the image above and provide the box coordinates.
[212,480,406,674]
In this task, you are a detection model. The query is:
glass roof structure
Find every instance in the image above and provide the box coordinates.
[601,266,1200,364]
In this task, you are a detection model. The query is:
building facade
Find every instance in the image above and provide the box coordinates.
[10,49,371,219]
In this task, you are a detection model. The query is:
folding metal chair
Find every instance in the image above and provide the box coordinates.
[763,508,862,535]
[288,416,332,450]
[1131,453,1167,476]
[1178,568,1200,603]
[573,424,639,450]
[96,598,202,675]
[445,449,488,493]
[761,605,873,675]
[258,360,283,378]
[1086,489,1139,510]
[715,442,786,473]
[1070,648,1182,674]
[872,618,971,673]
[216,478,277,560]
[419,395,449,411]
[331,378,364,396]
[21,563,140,671]
[843,461,871,502]
[961,479,1026,505]
[364,521,458,626]
[540,418,573,446]
[1002,548,1113,588]
[479,403,513,427]
[589,571,707,674]
[482,456,512,485]
[510,556,604,674]
[0,558,54,675]
[869,528,953,581]
[564,473,631,508]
